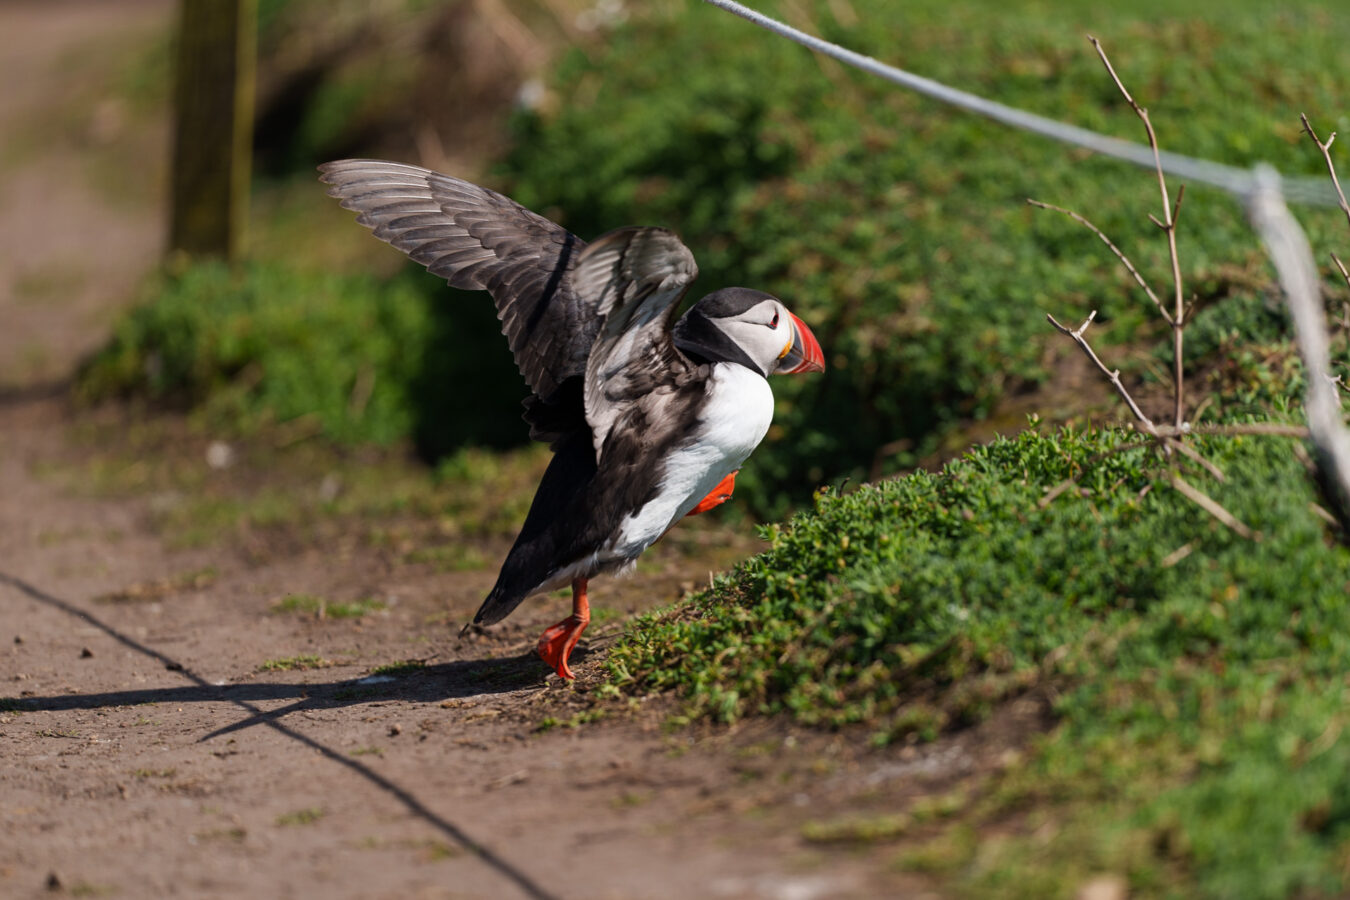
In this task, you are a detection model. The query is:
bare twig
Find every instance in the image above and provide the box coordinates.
[1168,437,1225,482]
[1308,502,1341,528]
[1248,164,1350,529]
[1027,199,1172,324]
[1160,541,1194,568]
[1301,116,1350,297]
[1334,253,1350,295]
[1169,473,1255,539]
[1301,114,1350,231]
[1090,35,1187,427]
[1047,311,1158,434]
[1037,478,1082,510]
[1147,422,1310,439]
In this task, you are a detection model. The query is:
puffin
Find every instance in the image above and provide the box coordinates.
[319,160,825,680]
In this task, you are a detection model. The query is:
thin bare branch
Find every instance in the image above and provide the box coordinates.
[1048,311,1158,434]
[1334,254,1350,294]
[1302,114,1350,231]
[1308,503,1341,528]
[1148,422,1310,439]
[1167,437,1226,482]
[1089,34,1187,428]
[1160,542,1194,568]
[1028,199,1172,324]
[1169,473,1255,540]
[1037,478,1080,510]
[1087,34,1139,111]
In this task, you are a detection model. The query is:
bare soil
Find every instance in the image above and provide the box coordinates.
[0,5,1050,898]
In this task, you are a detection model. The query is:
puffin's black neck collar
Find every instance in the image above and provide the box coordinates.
[672,308,765,377]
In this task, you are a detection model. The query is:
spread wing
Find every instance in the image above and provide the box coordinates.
[575,227,700,460]
[318,159,591,401]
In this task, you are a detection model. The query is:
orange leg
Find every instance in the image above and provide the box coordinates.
[686,470,738,517]
[537,578,590,680]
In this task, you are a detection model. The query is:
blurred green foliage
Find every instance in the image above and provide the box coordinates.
[78,262,526,453]
[607,425,1350,897]
[501,0,1350,515]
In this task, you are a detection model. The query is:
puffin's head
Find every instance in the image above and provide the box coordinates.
[674,288,825,378]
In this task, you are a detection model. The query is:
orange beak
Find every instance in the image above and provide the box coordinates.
[776,312,825,375]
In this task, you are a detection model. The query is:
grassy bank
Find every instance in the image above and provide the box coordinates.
[605,425,1350,897]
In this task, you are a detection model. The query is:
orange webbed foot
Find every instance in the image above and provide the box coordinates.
[686,470,738,517]
[537,578,590,680]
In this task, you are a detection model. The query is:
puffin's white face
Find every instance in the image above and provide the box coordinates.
[712,298,825,378]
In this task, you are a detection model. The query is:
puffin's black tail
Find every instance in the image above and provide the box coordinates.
[471,431,600,626]
[472,583,525,627]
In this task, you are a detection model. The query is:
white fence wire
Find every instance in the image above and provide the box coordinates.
[702,0,1342,208]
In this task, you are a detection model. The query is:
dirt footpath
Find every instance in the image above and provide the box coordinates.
[0,415,906,900]
[1,399,993,900]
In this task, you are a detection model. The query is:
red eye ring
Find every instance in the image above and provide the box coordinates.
[770,312,780,329]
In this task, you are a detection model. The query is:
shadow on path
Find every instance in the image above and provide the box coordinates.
[2,570,560,900]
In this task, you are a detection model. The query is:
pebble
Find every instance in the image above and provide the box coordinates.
[1076,875,1127,900]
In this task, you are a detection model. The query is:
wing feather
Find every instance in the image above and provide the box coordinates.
[322,161,703,456]
[575,228,700,460]
[319,158,590,400]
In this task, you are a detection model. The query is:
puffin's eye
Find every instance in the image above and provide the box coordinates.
[770,312,780,329]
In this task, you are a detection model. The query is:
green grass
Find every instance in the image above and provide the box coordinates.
[368,660,427,677]
[94,566,218,603]
[802,812,912,845]
[270,593,387,620]
[77,262,447,446]
[604,425,1350,897]
[275,807,326,827]
[402,543,488,572]
[257,654,330,672]
[35,417,549,553]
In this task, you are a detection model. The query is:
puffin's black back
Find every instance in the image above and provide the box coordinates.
[473,429,601,625]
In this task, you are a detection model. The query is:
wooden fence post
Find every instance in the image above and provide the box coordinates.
[168,0,257,261]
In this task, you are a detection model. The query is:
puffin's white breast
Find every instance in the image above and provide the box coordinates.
[605,363,774,560]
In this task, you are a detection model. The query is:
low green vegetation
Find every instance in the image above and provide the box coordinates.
[275,807,326,827]
[94,567,218,603]
[257,654,330,672]
[801,812,912,845]
[606,425,1350,897]
[77,261,522,452]
[368,660,427,677]
[36,416,548,554]
[270,593,386,620]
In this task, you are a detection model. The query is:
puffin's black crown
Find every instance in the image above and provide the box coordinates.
[693,287,777,319]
